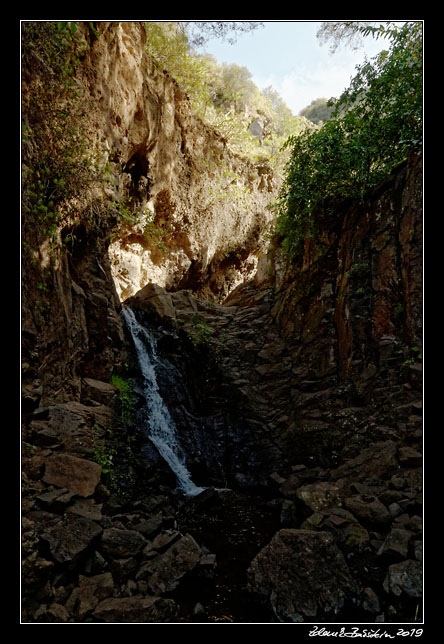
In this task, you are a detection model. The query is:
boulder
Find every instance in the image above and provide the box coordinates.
[77,572,115,618]
[36,487,76,511]
[383,560,422,598]
[93,595,178,622]
[100,528,147,558]
[31,402,111,458]
[66,500,104,522]
[398,446,422,467]
[343,494,392,528]
[196,553,217,579]
[294,480,347,512]
[247,529,360,622]
[81,377,117,406]
[34,603,71,623]
[302,507,370,549]
[143,529,181,556]
[378,528,412,560]
[131,513,163,538]
[362,587,381,614]
[40,514,102,568]
[140,533,201,595]
[330,441,399,485]
[43,453,102,497]
[108,557,138,583]
[22,552,54,590]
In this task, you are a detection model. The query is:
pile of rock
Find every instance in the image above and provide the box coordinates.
[247,439,422,622]
[21,378,217,623]
[23,473,217,622]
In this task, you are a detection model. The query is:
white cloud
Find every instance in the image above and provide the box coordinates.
[254,61,357,115]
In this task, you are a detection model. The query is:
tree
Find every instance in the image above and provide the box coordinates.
[275,21,422,259]
[145,22,214,114]
[144,21,310,166]
[218,63,257,112]
[299,98,336,124]
[179,21,264,47]
[316,21,382,53]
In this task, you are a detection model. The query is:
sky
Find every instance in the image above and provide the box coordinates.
[198,21,397,115]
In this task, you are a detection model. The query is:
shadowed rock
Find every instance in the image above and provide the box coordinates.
[247,529,360,622]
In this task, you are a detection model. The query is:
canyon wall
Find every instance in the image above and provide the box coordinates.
[21,21,422,624]
[79,21,277,303]
[126,152,423,485]
[22,21,277,408]
[21,21,280,621]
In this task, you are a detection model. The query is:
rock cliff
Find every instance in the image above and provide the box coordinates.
[78,21,277,302]
[126,152,422,487]
[21,21,422,625]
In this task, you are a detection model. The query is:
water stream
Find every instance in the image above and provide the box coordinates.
[121,305,205,497]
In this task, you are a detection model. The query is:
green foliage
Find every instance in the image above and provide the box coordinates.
[23,442,38,457]
[93,440,118,490]
[184,313,214,347]
[110,199,170,253]
[111,374,135,422]
[144,22,310,168]
[316,21,382,54]
[145,22,213,116]
[181,21,264,47]
[402,346,423,368]
[22,22,106,245]
[299,97,336,124]
[274,21,422,259]
[204,160,254,210]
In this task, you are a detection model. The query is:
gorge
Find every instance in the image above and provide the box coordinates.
[21,22,423,625]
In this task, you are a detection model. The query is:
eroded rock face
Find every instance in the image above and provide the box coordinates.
[76,22,277,303]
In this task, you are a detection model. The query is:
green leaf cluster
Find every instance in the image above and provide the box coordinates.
[184,313,214,347]
[110,199,170,253]
[93,439,118,491]
[22,22,106,246]
[145,22,213,117]
[274,21,422,259]
[111,374,135,423]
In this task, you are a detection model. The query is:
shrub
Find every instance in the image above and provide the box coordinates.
[274,22,422,259]
[22,22,107,244]
[111,374,135,422]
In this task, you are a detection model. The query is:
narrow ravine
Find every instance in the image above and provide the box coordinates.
[119,299,283,621]
[21,22,422,626]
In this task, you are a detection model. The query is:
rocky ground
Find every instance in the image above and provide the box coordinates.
[21,354,422,624]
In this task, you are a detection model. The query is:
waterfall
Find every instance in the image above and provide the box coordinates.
[121,305,205,497]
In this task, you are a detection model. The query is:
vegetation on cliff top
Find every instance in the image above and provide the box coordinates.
[274,21,422,259]
[144,21,313,168]
[21,23,104,234]
[142,21,422,262]
[22,21,422,270]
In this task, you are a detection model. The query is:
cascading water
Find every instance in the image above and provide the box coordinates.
[121,305,205,497]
